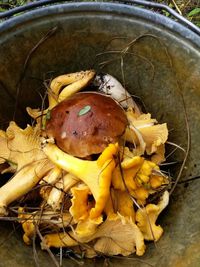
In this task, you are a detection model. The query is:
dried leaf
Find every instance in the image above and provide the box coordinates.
[78,105,91,116]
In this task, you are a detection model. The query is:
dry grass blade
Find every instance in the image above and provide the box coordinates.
[169,91,190,195]
[159,161,180,166]
[59,247,63,267]
[166,141,186,153]
[97,46,155,80]
[98,57,120,69]
[33,230,40,267]
[178,175,200,184]
[36,225,60,267]
[37,90,49,129]
[143,35,191,195]
[171,0,183,15]
[96,50,153,69]
[165,146,179,160]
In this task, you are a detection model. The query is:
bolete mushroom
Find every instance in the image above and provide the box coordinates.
[45,92,128,158]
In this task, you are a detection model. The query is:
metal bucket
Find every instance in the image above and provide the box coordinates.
[0,1,200,266]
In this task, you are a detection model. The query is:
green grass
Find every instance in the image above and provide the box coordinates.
[0,0,199,26]
[155,0,200,27]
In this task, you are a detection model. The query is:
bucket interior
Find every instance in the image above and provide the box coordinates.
[0,3,200,267]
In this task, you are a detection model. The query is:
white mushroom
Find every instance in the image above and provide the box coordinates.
[94,73,141,112]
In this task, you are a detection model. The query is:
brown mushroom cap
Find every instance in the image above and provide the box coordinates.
[45,92,128,158]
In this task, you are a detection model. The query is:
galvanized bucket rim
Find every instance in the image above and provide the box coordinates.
[0,1,200,49]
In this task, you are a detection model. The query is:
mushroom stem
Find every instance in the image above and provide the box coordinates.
[47,173,79,210]
[41,231,78,249]
[43,143,118,219]
[41,166,62,185]
[18,208,73,245]
[0,160,52,215]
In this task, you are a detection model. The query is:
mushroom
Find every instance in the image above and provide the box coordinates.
[18,207,73,245]
[41,166,62,185]
[0,69,170,258]
[111,189,136,221]
[112,154,166,204]
[42,214,145,257]
[41,231,79,250]
[69,184,91,222]
[0,160,53,216]
[47,173,79,211]
[92,214,145,256]
[94,73,141,112]
[48,70,96,109]
[0,122,54,215]
[0,130,9,165]
[43,142,119,219]
[26,70,96,129]
[136,191,169,241]
[69,183,104,239]
[73,216,103,239]
[45,92,128,158]
[0,122,44,170]
[124,109,168,159]
[112,156,144,192]
[139,124,168,155]
[150,144,166,164]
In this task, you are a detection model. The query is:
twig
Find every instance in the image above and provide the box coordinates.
[178,175,200,184]
[33,229,40,267]
[171,0,182,15]
[36,225,60,267]
[97,49,155,81]
[166,141,185,153]
[59,247,63,267]
[147,35,191,195]
[169,85,190,195]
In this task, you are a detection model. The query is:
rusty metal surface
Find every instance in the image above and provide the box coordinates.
[0,2,200,267]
